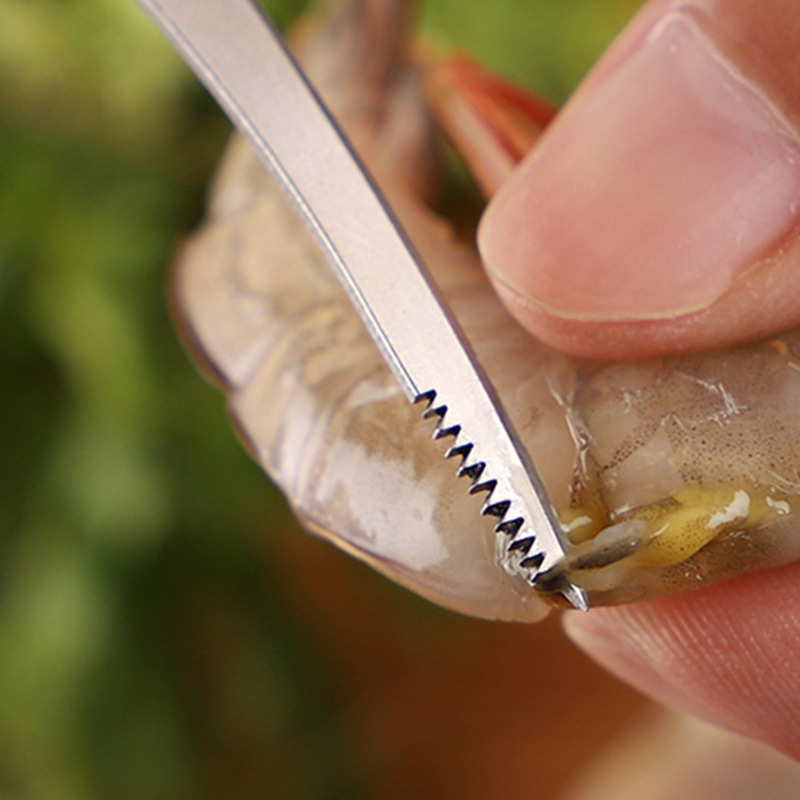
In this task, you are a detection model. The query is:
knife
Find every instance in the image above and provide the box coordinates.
[133,0,587,610]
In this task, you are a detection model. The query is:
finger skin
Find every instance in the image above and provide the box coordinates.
[480,0,800,359]
[480,0,800,756]
[564,561,800,760]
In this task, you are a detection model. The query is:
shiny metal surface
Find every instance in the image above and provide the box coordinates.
[133,0,586,609]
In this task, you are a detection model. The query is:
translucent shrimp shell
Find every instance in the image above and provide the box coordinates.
[172,0,800,621]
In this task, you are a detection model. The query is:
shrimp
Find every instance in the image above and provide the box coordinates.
[172,0,800,621]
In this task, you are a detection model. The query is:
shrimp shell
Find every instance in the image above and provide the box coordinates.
[173,0,800,621]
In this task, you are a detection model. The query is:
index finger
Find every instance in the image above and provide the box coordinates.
[564,560,800,759]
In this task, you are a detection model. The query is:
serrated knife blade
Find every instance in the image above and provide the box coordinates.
[133,0,587,610]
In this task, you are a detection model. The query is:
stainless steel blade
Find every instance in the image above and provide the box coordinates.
[134,0,587,609]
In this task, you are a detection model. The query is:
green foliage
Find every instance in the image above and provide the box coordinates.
[0,0,640,797]
[421,0,643,103]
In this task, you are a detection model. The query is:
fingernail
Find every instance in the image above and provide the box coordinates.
[479,11,800,321]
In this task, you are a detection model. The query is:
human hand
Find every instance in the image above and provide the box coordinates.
[478,0,800,760]
[479,0,800,360]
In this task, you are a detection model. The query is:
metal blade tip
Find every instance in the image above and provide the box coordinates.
[562,582,590,612]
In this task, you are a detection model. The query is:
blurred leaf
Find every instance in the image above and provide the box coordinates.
[422,0,643,103]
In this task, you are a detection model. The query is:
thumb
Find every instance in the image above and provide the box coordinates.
[479,0,800,359]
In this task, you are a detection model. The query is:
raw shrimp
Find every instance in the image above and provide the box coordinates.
[173,0,800,621]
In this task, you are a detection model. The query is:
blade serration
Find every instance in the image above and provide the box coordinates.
[414,389,557,588]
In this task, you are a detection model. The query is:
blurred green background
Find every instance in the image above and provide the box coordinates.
[0,0,643,797]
